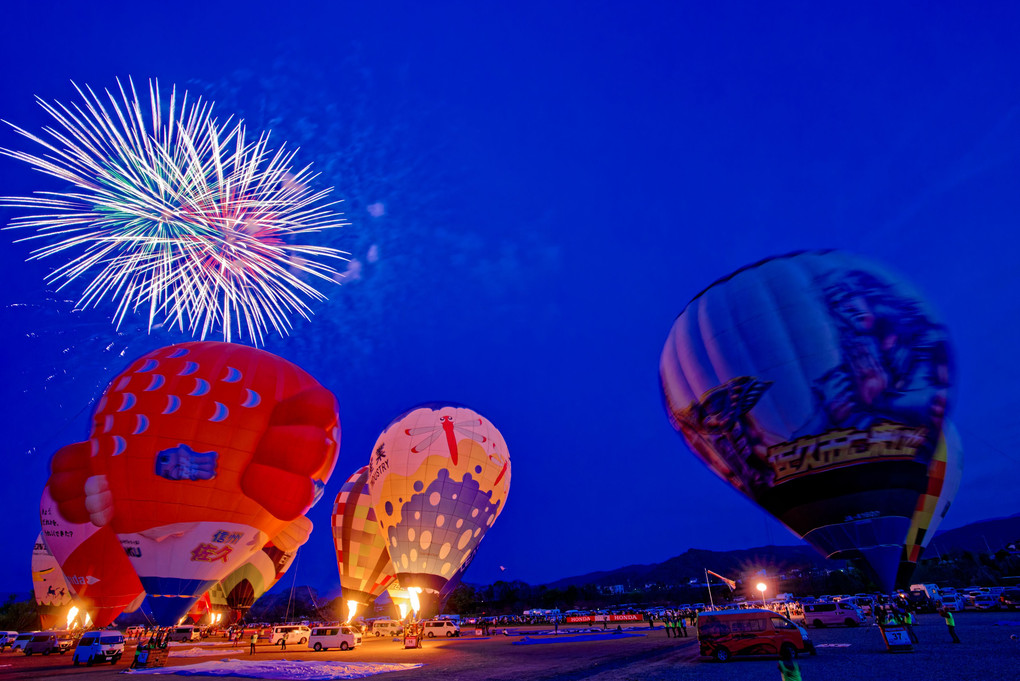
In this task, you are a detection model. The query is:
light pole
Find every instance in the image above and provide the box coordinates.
[756,582,767,609]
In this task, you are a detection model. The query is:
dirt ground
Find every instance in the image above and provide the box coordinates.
[1,611,1018,680]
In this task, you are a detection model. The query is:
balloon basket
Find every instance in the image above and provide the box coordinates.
[130,644,169,668]
[878,626,914,653]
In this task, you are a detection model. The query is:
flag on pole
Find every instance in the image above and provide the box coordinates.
[706,569,737,591]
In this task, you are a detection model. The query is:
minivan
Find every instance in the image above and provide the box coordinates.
[10,633,35,652]
[371,620,403,637]
[170,625,201,642]
[271,625,311,645]
[938,593,963,612]
[23,631,74,655]
[421,620,460,638]
[0,631,18,647]
[697,609,814,662]
[72,631,125,666]
[803,601,866,627]
[308,626,362,651]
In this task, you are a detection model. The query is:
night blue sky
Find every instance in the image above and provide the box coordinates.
[2,2,1019,599]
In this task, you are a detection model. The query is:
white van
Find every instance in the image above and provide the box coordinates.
[170,625,201,642]
[72,631,125,666]
[802,601,866,627]
[308,626,362,651]
[371,620,403,637]
[421,619,460,638]
[271,624,311,645]
[10,633,35,651]
[938,593,963,612]
[0,631,18,647]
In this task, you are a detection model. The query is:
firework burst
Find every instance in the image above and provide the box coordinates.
[1,78,348,344]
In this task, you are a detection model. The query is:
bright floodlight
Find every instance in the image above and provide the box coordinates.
[756,582,767,593]
[347,600,360,623]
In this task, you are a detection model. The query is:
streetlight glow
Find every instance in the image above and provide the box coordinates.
[756,582,767,608]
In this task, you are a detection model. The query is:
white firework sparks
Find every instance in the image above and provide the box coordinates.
[0,78,349,344]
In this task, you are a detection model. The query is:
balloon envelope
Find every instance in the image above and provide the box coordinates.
[898,420,963,584]
[40,484,144,628]
[332,466,396,608]
[368,403,511,599]
[46,341,340,624]
[659,251,954,592]
[32,532,75,630]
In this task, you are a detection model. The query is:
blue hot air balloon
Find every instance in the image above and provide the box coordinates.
[659,250,954,592]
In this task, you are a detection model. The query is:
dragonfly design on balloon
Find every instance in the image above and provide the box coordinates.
[405,415,487,465]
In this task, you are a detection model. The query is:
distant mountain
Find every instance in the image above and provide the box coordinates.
[928,513,1020,556]
[543,545,829,590]
[540,514,1020,590]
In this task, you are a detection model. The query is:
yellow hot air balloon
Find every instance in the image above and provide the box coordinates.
[899,420,963,583]
[368,403,510,615]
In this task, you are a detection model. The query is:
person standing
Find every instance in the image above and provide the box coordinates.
[939,608,961,643]
[679,614,688,638]
[665,614,673,638]
[280,633,287,651]
[778,645,802,681]
[904,609,919,644]
[249,632,258,655]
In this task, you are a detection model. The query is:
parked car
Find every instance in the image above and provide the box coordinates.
[968,593,998,610]
[803,602,866,627]
[698,609,815,662]
[938,593,963,612]
[308,626,362,651]
[10,633,35,652]
[371,620,403,637]
[270,625,312,645]
[72,631,125,666]
[0,631,18,647]
[421,620,461,638]
[170,625,201,643]
[23,631,74,655]
[999,589,1020,610]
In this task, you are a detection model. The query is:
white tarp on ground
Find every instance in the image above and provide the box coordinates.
[169,647,247,657]
[125,659,423,679]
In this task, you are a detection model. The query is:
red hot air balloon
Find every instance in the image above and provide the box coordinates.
[332,466,396,621]
[45,341,340,624]
[41,478,144,629]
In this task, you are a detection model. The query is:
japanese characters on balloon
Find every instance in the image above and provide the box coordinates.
[44,341,340,624]
[368,403,511,617]
[32,532,79,630]
[40,482,144,629]
[659,250,955,592]
[217,514,313,621]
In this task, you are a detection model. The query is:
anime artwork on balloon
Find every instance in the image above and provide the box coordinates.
[660,251,955,592]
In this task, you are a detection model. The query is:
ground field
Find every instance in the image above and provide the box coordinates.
[0,611,1017,680]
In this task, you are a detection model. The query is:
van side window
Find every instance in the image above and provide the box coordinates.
[770,617,796,630]
[730,618,766,633]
